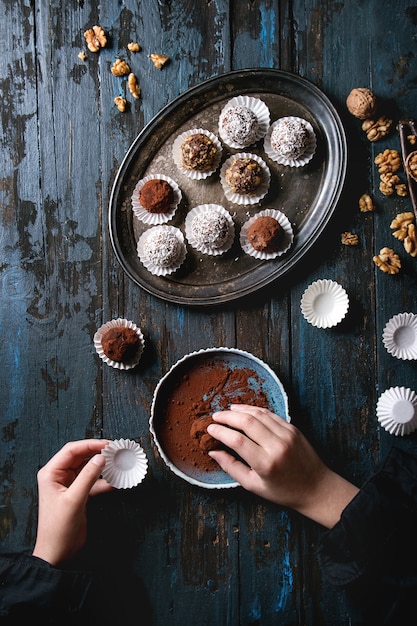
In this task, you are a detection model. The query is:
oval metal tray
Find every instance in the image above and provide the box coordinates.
[109,69,347,306]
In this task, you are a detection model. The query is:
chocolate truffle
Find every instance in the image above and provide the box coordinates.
[220,105,259,147]
[180,133,217,171]
[101,327,140,362]
[190,416,220,452]
[247,216,283,253]
[142,227,184,268]
[190,208,231,250]
[139,179,174,213]
[225,157,263,194]
[270,118,309,160]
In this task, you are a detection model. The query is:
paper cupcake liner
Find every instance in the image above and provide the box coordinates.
[240,208,294,260]
[382,312,417,360]
[101,438,148,489]
[300,279,349,328]
[218,95,271,149]
[220,152,270,206]
[137,225,186,276]
[264,117,317,167]
[172,128,223,180]
[93,318,145,370]
[185,204,235,255]
[376,386,417,436]
[131,173,182,225]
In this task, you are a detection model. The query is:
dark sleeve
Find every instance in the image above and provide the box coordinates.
[0,552,92,624]
[317,446,417,625]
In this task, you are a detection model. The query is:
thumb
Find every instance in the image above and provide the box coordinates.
[69,454,106,502]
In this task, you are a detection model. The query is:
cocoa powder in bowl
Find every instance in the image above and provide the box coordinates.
[154,355,270,477]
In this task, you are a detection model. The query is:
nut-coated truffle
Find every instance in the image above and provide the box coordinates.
[180,133,217,171]
[225,157,263,194]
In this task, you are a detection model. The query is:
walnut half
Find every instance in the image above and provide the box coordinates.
[362,116,393,142]
[150,53,169,69]
[373,247,401,274]
[84,25,107,53]
[111,58,131,76]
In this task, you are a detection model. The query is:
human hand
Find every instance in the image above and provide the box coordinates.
[32,439,113,566]
[207,405,359,528]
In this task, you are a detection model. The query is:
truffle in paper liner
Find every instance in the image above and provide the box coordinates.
[101,439,148,488]
[220,152,270,206]
[376,386,417,436]
[218,95,270,149]
[240,208,294,260]
[172,128,222,180]
[300,279,349,329]
[137,225,186,276]
[264,116,317,167]
[131,174,182,225]
[382,312,417,360]
[185,204,235,255]
[94,318,144,370]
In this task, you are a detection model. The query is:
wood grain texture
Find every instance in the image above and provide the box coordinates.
[1,1,417,624]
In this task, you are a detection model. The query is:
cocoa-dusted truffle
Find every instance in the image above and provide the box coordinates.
[180,133,217,171]
[270,118,309,160]
[346,87,377,119]
[101,327,140,362]
[225,157,263,194]
[247,215,283,253]
[220,105,259,147]
[190,416,220,452]
[139,179,174,213]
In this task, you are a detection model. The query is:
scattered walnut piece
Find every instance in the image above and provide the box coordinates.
[404,223,417,257]
[408,134,417,145]
[128,73,140,99]
[359,193,375,212]
[395,183,408,197]
[405,151,417,182]
[84,25,107,53]
[150,53,169,69]
[78,51,86,61]
[362,116,393,142]
[114,96,127,112]
[374,149,401,174]
[127,42,141,52]
[341,232,359,245]
[346,87,377,119]
[111,58,131,76]
[373,247,401,274]
[390,211,415,240]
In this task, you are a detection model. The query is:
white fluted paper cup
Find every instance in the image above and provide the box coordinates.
[131,174,182,224]
[220,152,270,205]
[185,204,235,255]
[376,386,417,436]
[300,279,349,328]
[382,312,417,360]
[264,116,317,167]
[218,95,270,149]
[172,128,222,179]
[101,438,148,488]
[240,208,294,259]
[94,318,145,370]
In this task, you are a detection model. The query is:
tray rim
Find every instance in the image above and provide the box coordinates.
[109,68,347,306]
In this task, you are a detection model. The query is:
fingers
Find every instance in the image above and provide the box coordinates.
[43,439,110,472]
[68,454,111,502]
[208,449,260,492]
[211,405,290,447]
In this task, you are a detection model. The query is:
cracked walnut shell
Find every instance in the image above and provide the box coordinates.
[84,25,107,52]
[111,58,131,76]
[373,247,401,274]
[405,151,417,182]
[346,87,377,119]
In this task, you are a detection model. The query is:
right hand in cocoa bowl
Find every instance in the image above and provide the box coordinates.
[207,404,359,528]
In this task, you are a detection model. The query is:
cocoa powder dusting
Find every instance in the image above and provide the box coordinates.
[157,360,269,473]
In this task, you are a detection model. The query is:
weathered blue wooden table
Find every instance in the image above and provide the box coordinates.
[1,1,417,624]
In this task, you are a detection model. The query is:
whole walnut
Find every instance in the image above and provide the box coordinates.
[346,87,377,119]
